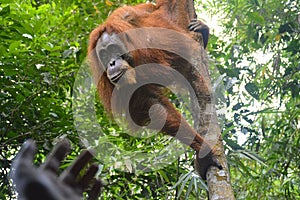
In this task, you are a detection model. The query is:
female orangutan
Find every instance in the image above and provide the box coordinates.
[88,0,222,179]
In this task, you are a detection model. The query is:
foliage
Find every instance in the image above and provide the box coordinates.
[0,0,114,198]
[198,0,300,199]
[1,0,299,199]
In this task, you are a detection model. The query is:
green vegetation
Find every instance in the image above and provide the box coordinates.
[1,0,299,199]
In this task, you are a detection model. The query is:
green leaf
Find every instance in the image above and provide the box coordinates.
[236,150,267,166]
[249,12,265,25]
[185,178,193,199]
[245,82,260,100]
[0,5,10,17]
[20,21,34,35]
[290,80,300,98]
[7,131,17,138]
[9,40,21,53]
[159,170,170,182]
[233,102,243,110]
[177,173,191,198]
[4,68,18,76]
[172,171,192,189]
[42,43,61,52]
[0,0,12,3]
[226,68,240,77]
[225,138,243,150]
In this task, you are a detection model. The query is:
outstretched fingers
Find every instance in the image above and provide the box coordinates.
[41,139,71,174]
[14,139,37,165]
[60,150,93,186]
[11,139,37,184]
[78,164,99,190]
[59,149,102,199]
[87,179,103,200]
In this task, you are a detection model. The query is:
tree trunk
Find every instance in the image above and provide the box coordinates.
[161,0,236,199]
